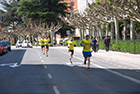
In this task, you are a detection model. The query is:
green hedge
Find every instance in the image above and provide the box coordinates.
[99,40,140,54]
[63,40,140,54]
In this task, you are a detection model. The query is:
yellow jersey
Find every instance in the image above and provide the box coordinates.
[80,39,92,52]
[39,39,45,46]
[44,39,50,45]
[66,40,76,50]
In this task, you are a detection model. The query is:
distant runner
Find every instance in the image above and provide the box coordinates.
[66,37,76,64]
[39,37,45,55]
[44,37,50,57]
[80,34,92,70]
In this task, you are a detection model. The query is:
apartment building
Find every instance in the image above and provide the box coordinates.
[60,0,78,11]
[60,0,95,37]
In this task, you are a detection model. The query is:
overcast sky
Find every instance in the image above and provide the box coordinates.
[0,0,10,10]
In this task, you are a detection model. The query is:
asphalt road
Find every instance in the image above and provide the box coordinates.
[0,46,140,94]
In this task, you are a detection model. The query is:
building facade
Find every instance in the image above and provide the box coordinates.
[60,0,78,11]
[60,0,95,37]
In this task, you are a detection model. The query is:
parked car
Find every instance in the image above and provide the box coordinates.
[5,41,11,51]
[59,40,63,45]
[0,41,8,55]
[22,40,32,48]
[0,44,3,55]
[16,41,23,48]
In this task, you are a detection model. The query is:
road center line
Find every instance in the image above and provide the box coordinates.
[44,65,47,69]
[136,70,140,72]
[48,74,52,79]
[53,86,60,94]
[91,63,140,84]
[58,50,140,84]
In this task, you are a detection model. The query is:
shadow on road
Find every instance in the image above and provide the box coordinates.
[0,49,26,65]
[0,63,140,94]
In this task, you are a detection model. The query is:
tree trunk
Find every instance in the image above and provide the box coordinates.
[29,35,31,42]
[32,35,34,45]
[82,29,85,39]
[123,20,127,40]
[114,18,120,40]
[130,20,135,40]
[51,31,54,46]
[97,26,102,40]
[93,26,96,37]
[89,27,92,39]
[96,26,99,37]
[80,29,82,40]
[111,22,115,40]
[106,23,109,36]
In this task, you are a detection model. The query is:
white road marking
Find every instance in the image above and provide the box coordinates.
[48,74,52,79]
[136,70,140,72]
[53,86,60,94]
[0,63,15,66]
[44,65,47,69]
[41,60,44,62]
[9,63,20,68]
[58,50,140,84]
[0,63,20,68]
[91,63,140,84]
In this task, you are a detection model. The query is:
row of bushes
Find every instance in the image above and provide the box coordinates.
[99,40,140,54]
[64,40,140,54]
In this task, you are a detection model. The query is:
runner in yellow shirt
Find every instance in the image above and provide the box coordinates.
[44,37,50,57]
[66,37,76,64]
[80,34,92,70]
[39,37,45,55]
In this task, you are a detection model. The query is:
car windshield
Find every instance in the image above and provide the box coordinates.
[18,41,22,43]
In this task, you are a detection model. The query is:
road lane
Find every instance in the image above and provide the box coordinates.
[0,46,140,94]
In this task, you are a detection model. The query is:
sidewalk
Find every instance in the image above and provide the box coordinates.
[75,47,140,64]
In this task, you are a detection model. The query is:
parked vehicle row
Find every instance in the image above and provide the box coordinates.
[16,40,32,48]
[0,40,11,56]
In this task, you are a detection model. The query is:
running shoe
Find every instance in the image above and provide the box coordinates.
[69,58,72,64]
[88,68,90,71]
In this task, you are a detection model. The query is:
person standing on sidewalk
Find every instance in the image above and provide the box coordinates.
[66,37,76,64]
[104,35,110,52]
[44,37,50,57]
[80,34,92,70]
[39,37,45,54]
[92,36,97,52]
[96,37,99,51]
